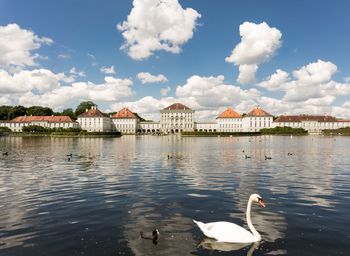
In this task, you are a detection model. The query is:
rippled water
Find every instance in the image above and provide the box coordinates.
[0,135,349,256]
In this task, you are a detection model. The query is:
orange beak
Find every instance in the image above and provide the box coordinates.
[258,199,266,208]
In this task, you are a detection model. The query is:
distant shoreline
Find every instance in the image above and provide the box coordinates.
[4,132,122,138]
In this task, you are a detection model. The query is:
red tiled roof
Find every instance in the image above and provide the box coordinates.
[245,107,272,117]
[78,106,106,117]
[112,107,138,119]
[217,107,241,118]
[12,116,74,123]
[163,103,191,110]
[275,115,338,122]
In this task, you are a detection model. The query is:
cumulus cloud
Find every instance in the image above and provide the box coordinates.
[0,23,53,70]
[258,69,290,91]
[18,76,134,109]
[110,96,173,120]
[117,0,201,60]
[137,72,168,84]
[0,95,11,105]
[226,22,282,84]
[100,65,116,74]
[0,68,73,94]
[160,86,171,96]
[256,59,350,117]
[283,60,339,102]
[176,75,260,108]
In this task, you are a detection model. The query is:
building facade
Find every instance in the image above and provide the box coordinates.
[216,107,243,132]
[160,103,195,133]
[0,116,78,132]
[77,106,111,132]
[243,106,273,132]
[273,115,350,132]
[139,121,161,133]
[111,107,139,134]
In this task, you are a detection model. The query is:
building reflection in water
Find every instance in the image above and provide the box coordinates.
[0,135,346,255]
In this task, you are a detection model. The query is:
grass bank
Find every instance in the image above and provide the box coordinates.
[260,126,308,135]
[322,127,350,135]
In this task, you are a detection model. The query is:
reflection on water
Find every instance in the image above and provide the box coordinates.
[0,135,350,255]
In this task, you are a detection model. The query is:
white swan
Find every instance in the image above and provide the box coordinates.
[193,193,265,243]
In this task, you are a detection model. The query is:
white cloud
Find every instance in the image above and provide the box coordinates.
[258,69,290,91]
[69,67,86,77]
[100,65,116,74]
[18,76,134,109]
[110,96,172,120]
[226,22,282,84]
[0,23,53,70]
[0,68,73,94]
[137,72,168,84]
[176,75,260,108]
[117,0,201,60]
[237,64,258,84]
[160,86,171,96]
[0,95,11,105]
[283,60,339,102]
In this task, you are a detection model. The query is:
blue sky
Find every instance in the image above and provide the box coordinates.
[1,0,350,120]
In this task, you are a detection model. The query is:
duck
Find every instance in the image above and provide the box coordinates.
[66,153,73,157]
[140,229,159,245]
[264,156,272,160]
[245,155,251,159]
[2,152,8,156]
[287,152,293,156]
[193,194,265,243]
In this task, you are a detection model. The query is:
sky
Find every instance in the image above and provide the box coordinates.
[1,0,350,121]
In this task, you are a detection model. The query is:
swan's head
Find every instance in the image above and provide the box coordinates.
[251,194,266,208]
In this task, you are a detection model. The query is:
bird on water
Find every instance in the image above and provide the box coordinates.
[140,229,160,245]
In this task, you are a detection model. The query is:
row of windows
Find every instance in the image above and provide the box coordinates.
[219,124,242,128]
[250,121,271,127]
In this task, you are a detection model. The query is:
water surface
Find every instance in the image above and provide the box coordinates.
[0,135,349,255]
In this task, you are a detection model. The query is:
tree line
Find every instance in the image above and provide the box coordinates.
[0,101,96,121]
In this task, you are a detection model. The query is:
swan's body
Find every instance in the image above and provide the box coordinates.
[193,194,265,243]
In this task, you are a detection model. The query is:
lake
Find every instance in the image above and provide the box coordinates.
[0,135,349,256]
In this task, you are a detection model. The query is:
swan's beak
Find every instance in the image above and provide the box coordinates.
[258,198,266,208]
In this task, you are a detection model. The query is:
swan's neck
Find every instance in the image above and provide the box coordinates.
[246,197,261,241]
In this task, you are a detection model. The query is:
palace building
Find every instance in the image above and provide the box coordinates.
[160,103,195,133]
[1,103,350,133]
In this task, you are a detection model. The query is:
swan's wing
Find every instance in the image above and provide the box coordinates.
[200,238,251,251]
[203,221,255,243]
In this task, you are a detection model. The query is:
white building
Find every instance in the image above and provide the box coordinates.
[139,121,161,133]
[77,106,111,132]
[111,107,139,134]
[160,103,195,133]
[242,106,273,132]
[194,122,217,132]
[0,115,78,132]
[273,115,350,132]
[216,107,243,132]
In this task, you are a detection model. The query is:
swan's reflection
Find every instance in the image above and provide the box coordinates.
[199,238,259,255]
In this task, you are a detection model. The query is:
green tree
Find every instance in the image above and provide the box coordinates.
[8,105,27,120]
[26,106,54,116]
[75,101,95,117]
[0,105,13,120]
[62,108,76,119]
